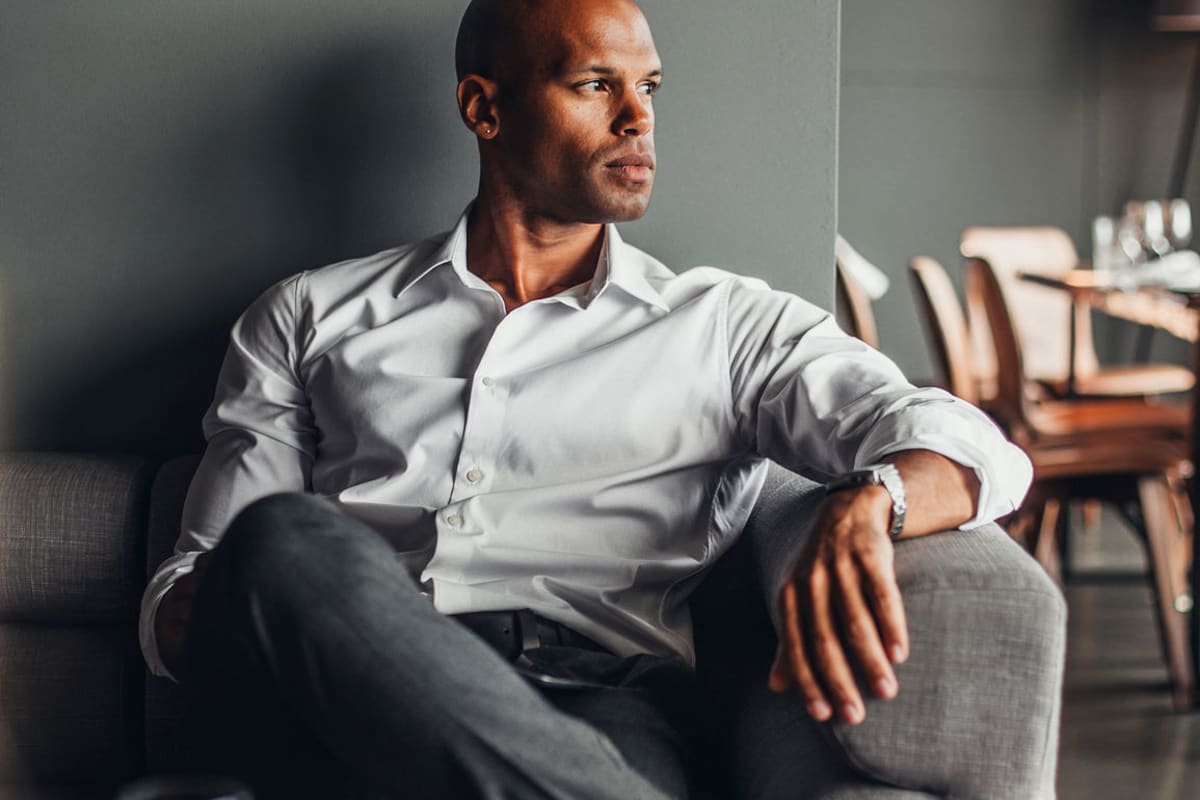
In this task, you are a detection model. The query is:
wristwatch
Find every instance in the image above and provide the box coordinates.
[823,463,907,539]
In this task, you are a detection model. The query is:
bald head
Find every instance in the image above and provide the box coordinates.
[455,0,524,83]
[456,0,646,84]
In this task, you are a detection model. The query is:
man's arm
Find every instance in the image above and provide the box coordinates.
[723,279,1031,725]
[153,552,212,678]
[767,449,980,725]
[139,274,315,681]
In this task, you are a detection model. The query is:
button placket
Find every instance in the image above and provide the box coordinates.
[444,354,508,524]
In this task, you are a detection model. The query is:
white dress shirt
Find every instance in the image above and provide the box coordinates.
[139,208,1033,680]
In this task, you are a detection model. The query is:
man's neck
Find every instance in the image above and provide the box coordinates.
[466,197,606,313]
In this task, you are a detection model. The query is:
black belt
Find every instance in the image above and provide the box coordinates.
[452,609,610,659]
[452,610,615,690]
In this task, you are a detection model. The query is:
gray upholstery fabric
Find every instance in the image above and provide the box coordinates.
[0,454,151,623]
[0,453,154,794]
[742,463,1065,799]
[0,623,141,787]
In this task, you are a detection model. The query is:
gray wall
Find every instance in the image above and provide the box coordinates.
[0,1,839,457]
[841,0,1196,378]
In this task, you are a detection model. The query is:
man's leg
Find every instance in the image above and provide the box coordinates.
[183,493,673,800]
[531,650,710,800]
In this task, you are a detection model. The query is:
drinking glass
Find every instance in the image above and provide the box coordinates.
[1143,200,1171,257]
[1168,198,1193,251]
[1117,203,1147,265]
[1091,214,1122,272]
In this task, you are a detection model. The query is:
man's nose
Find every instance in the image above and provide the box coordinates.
[613,90,653,137]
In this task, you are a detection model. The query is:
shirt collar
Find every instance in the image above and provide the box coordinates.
[588,225,671,312]
[396,206,670,313]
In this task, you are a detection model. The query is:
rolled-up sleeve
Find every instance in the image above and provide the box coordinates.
[725,278,1032,528]
[139,273,316,679]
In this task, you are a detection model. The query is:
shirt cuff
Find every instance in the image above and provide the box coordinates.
[854,393,1034,529]
[139,551,202,683]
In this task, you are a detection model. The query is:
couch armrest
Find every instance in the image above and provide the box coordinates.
[0,452,155,788]
[729,464,1064,800]
[833,524,1064,799]
[0,452,154,623]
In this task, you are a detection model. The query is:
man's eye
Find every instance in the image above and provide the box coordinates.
[579,80,606,92]
[638,82,660,96]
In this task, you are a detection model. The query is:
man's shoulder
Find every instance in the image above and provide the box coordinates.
[295,235,446,303]
[622,242,824,328]
[619,238,771,293]
[634,255,774,311]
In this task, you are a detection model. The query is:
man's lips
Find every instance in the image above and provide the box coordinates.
[605,154,655,182]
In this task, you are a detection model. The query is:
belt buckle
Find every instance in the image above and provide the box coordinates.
[515,608,541,653]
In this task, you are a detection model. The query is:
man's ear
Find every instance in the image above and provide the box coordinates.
[457,75,501,140]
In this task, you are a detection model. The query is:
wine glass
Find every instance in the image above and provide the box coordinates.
[1168,198,1193,251]
[1118,201,1147,265]
[1091,214,1121,272]
[1142,200,1171,258]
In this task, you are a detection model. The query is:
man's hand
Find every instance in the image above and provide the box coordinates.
[767,450,982,725]
[154,552,213,679]
[767,485,906,725]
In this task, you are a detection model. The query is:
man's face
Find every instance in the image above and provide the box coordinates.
[494,0,661,224]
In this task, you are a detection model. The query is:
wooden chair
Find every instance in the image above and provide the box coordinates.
[911,255,1194,708]
[961,255,1188,446]
[959,226,1193,401]
[835,258,879,348]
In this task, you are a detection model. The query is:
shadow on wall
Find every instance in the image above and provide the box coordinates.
[20,35,473,459]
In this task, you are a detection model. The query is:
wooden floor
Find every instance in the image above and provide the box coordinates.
[1057,513,1200,799]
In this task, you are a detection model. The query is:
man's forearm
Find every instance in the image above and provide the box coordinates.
[882,449,981,539]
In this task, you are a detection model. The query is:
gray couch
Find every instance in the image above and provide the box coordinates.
[0,452,1065,799]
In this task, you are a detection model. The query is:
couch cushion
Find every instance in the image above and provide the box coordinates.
[0,454,152,623]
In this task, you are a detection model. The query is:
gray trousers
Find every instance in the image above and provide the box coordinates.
[183,493,702,800]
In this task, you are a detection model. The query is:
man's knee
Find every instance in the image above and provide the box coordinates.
[208,493,344,593]
[222,491,338,557]
[212,492,409,604]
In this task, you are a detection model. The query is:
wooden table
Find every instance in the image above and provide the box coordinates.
[1019,269,1200,698]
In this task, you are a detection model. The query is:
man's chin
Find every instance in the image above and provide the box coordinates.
[599,192,653,224]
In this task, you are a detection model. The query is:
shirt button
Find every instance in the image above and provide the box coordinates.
[465,468,482,483]
[446,514,463,528]
[481,376,495,387]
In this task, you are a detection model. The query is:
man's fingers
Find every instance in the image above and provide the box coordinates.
[768,647,792,692]
[858,546,909,664]
[776,582,832,721]
[806,566,865,725]
[833,559,897,700]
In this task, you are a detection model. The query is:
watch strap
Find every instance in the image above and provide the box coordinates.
[824,463,907,538]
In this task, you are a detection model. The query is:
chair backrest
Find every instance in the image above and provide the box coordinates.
[835,258,879,348]
[962,256,1034,443]
[959,226,1097,386]
[908,256,979,405]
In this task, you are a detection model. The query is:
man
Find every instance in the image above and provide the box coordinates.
[140,0,1033,797]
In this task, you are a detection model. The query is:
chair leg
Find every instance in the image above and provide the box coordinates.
[1137,475,1194,710]
[1081,499,1102,536]
[1032,498,1064,587]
